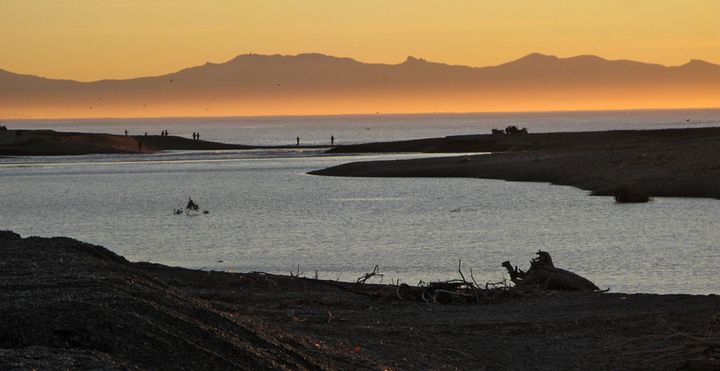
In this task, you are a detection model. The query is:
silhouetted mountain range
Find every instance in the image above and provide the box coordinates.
[1,53,718,118]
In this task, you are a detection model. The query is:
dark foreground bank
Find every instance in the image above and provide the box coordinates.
[1,231,718,370]
[312,127,720,199]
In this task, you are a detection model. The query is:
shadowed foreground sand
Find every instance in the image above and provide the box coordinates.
[312,127,720,199]
[1,231,718,370]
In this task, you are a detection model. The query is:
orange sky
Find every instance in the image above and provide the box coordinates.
[1,0,719,82]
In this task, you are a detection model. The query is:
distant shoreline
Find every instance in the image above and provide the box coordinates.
[5,126,720,200]
[0,129,325,156]
[311,127,720,199]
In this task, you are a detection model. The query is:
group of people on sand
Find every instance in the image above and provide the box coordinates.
[125,129,171,136]
[124,129,340,145]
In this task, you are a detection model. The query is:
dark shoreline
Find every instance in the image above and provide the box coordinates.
[312,127,720,199]
[0,129,325,156]
[2,230,719,369]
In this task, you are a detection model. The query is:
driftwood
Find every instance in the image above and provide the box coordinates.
[502,251,600,292]
[326,252,601,305]
[393,260,511,304]
[357,265,383,284]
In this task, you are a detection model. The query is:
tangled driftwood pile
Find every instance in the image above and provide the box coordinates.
[394,260,511,304]
[341,251,602,305]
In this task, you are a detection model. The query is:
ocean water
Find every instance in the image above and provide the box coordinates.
[6,108,720,146]
[3,109,720,294]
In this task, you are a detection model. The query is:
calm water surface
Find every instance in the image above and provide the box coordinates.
[2,149,718,294]
[3,110,720,294]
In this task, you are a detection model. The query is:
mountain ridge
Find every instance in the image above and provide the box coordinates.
[1,52,718,118]
[3,52,715,83]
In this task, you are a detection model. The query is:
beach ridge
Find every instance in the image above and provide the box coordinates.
[312,127,720,199]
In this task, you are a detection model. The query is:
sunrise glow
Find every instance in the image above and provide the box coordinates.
[1,0,718,81]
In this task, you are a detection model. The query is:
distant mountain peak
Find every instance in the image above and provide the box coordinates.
[496,53,560,67]
[227,52,359,65]
[685,59,713,66]
[296,52,333,58]
[403,56,428,64]
[567,54,608,62]
[517,52,558,61]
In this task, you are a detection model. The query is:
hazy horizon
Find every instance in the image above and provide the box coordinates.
[6,106,720,123]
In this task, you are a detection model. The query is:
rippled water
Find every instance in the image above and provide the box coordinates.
[2,149,719,294]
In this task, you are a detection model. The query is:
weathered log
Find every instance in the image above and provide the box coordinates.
[501,261,526,285]
[502,251,599,292]
[527,266,599,292]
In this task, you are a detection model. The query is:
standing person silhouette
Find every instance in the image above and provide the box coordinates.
[296,136,300,146]
[196,132,200,141]
[331,135,335,145]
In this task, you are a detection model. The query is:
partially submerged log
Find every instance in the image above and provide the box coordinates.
[503,251,600,292]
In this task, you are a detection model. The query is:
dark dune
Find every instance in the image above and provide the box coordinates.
[0,129,323,156]
[0,129,251,156]
[2,231,719,369]
[313,127,720,199]
[326,126,720,153]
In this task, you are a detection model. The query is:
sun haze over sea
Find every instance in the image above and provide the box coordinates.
[1,0,718,118]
